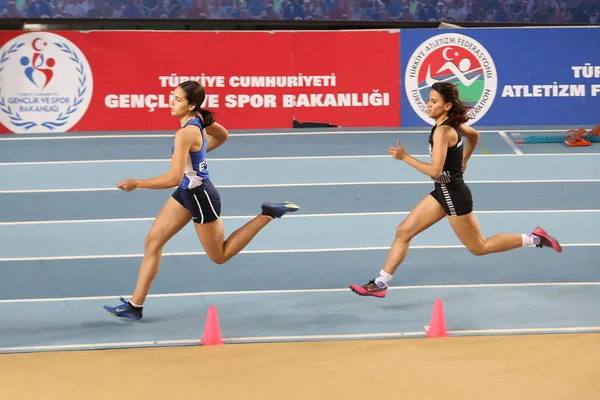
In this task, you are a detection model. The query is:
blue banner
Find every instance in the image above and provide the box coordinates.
[400,27,600,127]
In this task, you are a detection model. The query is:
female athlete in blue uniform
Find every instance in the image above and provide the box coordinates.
[350,82,562,298]
[104,80,299,320]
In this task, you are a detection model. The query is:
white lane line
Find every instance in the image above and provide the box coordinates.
[0,128,578,141]
[498,130,524,155]
[2,325,600,353]
[1,209,599,226]
[2,178,600,194]
[2,151,600,166]
[1,281,599,304]
[0,243,598,262]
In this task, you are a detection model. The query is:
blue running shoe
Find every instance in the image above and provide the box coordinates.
[261,201,300,219]
[103,297,143,321]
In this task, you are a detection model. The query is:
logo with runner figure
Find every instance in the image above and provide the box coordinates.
[404,33,497,125]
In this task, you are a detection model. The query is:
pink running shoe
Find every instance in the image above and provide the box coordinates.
[349,279,388,298]
[532,226,562,253]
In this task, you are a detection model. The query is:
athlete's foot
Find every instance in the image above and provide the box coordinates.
[349,279,388,298]
[532,226,562,253]
[261,201,300,219]
[103,297,143,320]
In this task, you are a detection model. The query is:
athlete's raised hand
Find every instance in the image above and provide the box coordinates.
[389,139,407,160]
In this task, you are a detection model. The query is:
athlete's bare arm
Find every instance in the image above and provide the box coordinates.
[460,124,480,172]
[205,122,229,153]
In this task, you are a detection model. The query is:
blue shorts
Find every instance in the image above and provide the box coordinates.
[171,178,221,224]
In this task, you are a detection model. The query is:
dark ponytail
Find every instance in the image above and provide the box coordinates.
[178,80,216,127]
[198,109,215,127]
[431,82,471,126]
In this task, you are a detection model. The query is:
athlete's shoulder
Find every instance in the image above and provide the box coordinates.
[174,124,199,143]
[432,123,454,137]
[183,115,203,128]
[431,124,458,149]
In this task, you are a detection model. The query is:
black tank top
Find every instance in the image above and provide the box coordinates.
[428,119,464,185]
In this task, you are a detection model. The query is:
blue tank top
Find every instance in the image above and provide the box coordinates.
[171,115,209,190]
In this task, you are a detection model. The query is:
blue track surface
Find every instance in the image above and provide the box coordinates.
[0,127,599,353]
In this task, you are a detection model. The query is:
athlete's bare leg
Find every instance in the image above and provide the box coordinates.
[448,211,562,255]
[349,194,446,297]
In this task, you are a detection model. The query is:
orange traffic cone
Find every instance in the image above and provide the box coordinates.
[425,298,448,338]
[201,305,224,346]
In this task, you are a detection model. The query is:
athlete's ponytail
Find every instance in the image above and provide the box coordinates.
[431,82,471,126]
[198,109,215,127]
[178,80,216,127]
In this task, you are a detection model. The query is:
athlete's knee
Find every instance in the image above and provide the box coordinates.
[205,249,229,265]
[469,247,486,256]
[210,255,228,265]
[145,232,166,253]
[466,242,487,256]
[395,224,416,242]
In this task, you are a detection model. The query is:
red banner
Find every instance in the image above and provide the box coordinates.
[0,30,399,134]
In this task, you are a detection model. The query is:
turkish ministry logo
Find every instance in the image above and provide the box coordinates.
[22,38,56,89]
[0,32,93,133]
[404,33,497,125]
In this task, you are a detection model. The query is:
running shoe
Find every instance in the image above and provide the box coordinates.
[349,279,388,298]
[532,226,562,253]
[261,201,300,218]
[103,297,143,321]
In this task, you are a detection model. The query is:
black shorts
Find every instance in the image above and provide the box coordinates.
[171,178,221,224]
[429,182,473,217]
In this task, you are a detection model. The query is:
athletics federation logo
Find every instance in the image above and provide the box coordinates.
[405,33,497,125]
[0,32,93,133]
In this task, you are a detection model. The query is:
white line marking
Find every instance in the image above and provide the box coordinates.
[1,152,599,166]
[0,217,157,226]
[0,128,581,141]
[1,209,599,226]
[1,282,599,304]
[443,326,600,335]
[0,340,207,353]
[486,152,600,157]
[0,129,420,141]
[0,243,598,262]
[0,134,174,141]
[0,159,171,166]
[1,155,392,166]
[0,187,120,194]
[498,130,524,155]
[2,326,600,352]
[0,130,414,141]
[228,326,600,342]
[2,178,600,194]
[0,246,439,262]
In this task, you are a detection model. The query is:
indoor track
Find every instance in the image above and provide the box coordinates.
[1,127,599,353]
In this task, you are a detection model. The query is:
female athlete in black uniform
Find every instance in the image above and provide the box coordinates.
[350,82,562,298]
